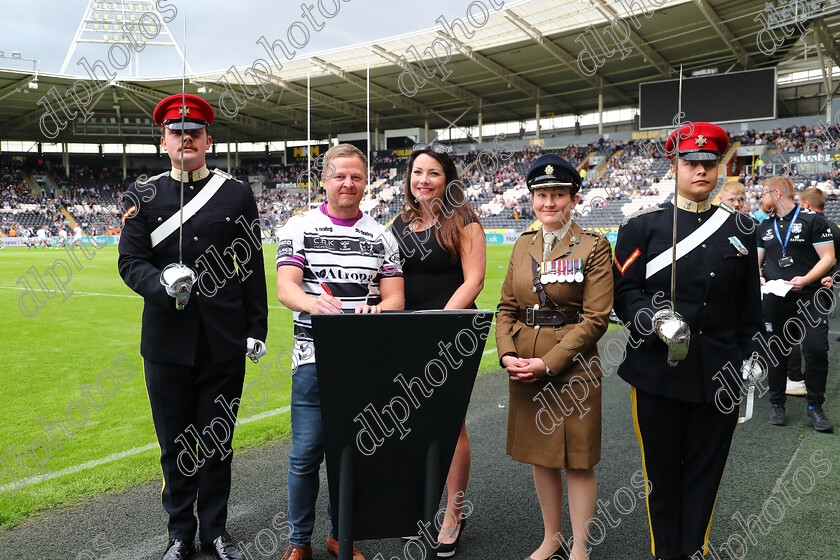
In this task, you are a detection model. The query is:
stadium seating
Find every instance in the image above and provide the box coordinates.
[2,123,840,239]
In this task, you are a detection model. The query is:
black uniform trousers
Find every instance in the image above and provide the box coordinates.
[144,321,246,542]
[632,387,738,559]
[761,290,830,408]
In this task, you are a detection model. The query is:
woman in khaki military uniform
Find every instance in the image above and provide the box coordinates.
[496,153,613,560]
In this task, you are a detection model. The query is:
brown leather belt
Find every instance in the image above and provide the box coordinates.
[517,307,581,327]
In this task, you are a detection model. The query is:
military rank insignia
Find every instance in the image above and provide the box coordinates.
[121,205,137,226]
[540,258,585,283]
[615,247,641,275]
[728,236,748,255]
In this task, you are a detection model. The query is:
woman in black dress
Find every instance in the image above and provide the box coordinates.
[391,144,486,557]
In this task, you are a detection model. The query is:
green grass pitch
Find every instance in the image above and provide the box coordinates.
[0,242,512,527]
[3,241,838,558]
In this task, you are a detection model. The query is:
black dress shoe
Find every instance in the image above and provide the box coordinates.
[202,532,244,560]
[162,539,195,560]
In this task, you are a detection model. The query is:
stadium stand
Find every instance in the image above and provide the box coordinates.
[3,121,840,241]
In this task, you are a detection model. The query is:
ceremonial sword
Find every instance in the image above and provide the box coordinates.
[159,14,196,310]
[670,64,682,314]
[653,64,691,366]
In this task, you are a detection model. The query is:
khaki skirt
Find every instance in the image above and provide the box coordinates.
[507,376,602,469]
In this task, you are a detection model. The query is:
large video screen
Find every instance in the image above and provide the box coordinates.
[639,68,776,129]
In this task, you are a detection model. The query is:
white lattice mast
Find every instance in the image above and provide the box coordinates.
[59,0,191,75]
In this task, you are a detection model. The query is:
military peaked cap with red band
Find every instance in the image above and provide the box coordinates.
[153,93,215,130]
[664,121,729,161]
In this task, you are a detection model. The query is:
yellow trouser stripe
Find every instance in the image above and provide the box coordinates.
[141,360,165,499]
[631,387,656,557]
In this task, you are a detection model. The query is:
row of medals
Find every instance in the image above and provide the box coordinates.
[540,258,584,284]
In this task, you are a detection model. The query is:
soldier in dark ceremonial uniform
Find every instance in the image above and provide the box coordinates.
[612,123,763,560]
[118,94,268,560]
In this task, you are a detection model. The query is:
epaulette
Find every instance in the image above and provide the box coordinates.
[717,201,736,215]
[142,170,168,183]
[212,168,234,181]
[582,228,607,238]
[621,205,665,227]
[521,230,538,235]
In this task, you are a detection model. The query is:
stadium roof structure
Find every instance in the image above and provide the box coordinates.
[1,0,838,145]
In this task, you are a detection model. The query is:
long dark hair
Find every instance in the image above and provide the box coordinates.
[401,147,481,262]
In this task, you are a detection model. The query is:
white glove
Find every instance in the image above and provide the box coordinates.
[741,356,763,382]
[246,337,267,362]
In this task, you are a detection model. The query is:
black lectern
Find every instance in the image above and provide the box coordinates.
[311,310,493,560]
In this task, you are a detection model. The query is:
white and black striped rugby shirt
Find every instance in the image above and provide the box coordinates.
[276,203,402,366]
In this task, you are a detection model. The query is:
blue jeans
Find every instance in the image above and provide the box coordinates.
[287,363,333,546]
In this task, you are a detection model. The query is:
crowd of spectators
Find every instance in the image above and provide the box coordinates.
[584,140,667,201]
[733,124,840,153]
[3,123,840,240]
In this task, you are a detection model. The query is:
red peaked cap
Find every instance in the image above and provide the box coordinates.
[153,93,215,130]
[664,122,729,161]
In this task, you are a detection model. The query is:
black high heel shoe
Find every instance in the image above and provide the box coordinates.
[436,516,466,558]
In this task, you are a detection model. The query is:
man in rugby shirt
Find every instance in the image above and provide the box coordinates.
[275,143,404,560]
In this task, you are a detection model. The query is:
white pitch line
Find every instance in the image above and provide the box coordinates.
[3,287,293,305]
[3,405,291,493]
[0,285,140,298]
[237,404,291,425]
[483,348,496,355]
[732,436,808,558]
[70,291,140,298]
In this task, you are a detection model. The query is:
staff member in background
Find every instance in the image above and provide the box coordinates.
[390,143,486,557]
[758,178,835,432]
[784,187,840,396]
[496,153,613,560]
[718,181,748,214]
[613,123,763,560]
[798,187,840,284]
[119,94,268,560]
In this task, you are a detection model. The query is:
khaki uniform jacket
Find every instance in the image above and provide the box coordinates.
[496,221,614,381]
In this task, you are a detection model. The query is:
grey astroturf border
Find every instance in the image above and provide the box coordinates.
[1,321,838,560]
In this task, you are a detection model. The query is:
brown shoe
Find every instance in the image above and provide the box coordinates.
[280,545,313,560]
[326,534,365,560]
